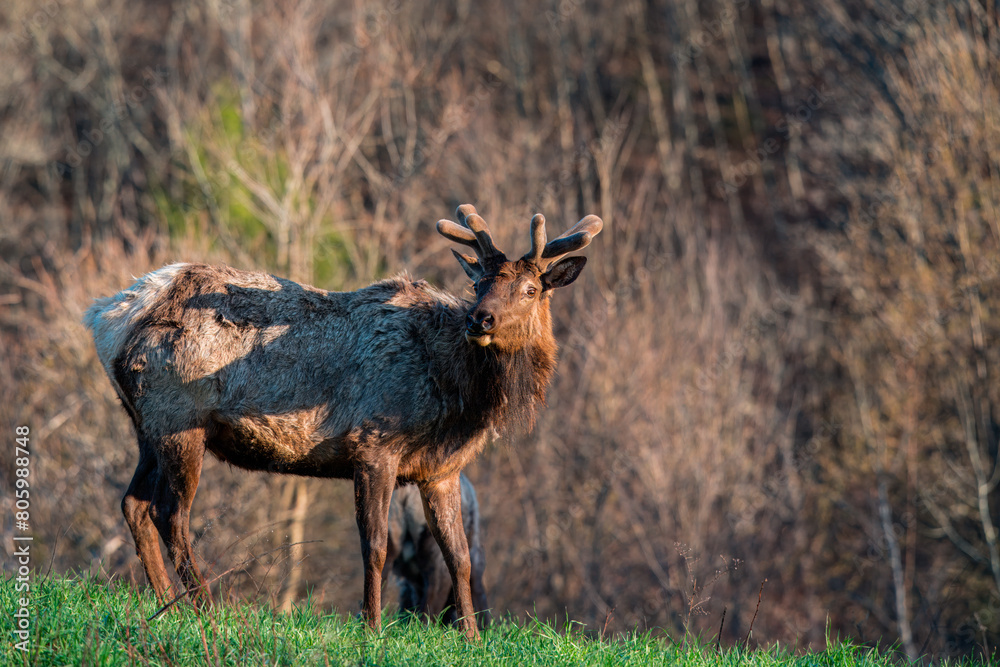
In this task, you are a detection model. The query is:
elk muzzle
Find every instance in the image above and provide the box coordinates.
[465,309,497,346]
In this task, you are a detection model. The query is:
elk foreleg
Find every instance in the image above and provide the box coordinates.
[419,474,479,639]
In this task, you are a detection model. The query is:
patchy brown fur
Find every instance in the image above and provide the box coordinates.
[83,205,601,639]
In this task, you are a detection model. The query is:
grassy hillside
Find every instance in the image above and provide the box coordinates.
[1,574,976,667]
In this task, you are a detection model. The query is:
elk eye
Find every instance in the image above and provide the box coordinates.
[525,286,537,298]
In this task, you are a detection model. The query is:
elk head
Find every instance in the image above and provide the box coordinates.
[437,204,603,351]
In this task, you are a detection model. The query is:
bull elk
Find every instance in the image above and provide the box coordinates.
[384,473,489,629]
[84,204,602,639]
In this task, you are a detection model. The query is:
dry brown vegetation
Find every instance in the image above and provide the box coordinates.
[1,0,997,659]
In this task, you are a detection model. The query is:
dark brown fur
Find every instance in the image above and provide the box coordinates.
[84,206,601,639]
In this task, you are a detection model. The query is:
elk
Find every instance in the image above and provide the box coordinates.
[384,473,490,630]
[84,204,602,639]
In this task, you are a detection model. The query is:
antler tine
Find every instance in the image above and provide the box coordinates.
[455,204,478,225]
[438,204,506,262]
[456,204,503,260]
[538,214,604,267]
[437,219,480,250]
[522,213,547,263]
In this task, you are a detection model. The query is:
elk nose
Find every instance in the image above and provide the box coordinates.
[466,311,496,333]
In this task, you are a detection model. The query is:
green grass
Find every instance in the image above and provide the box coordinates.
[0,575,986,666]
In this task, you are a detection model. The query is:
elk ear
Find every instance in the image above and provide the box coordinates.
[541,256,587,291]
[452,250,483,281]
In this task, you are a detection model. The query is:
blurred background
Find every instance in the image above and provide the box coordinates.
[0,0,997,659]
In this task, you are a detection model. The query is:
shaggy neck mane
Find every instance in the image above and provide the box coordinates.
[430,302,557,442]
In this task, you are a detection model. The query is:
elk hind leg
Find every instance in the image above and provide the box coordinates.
[122,445,173,600]
[469,540,491,629]
[149,427,212,605]
[354,460,398,631]
[380,498,403,612]
[418,534,452,622]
